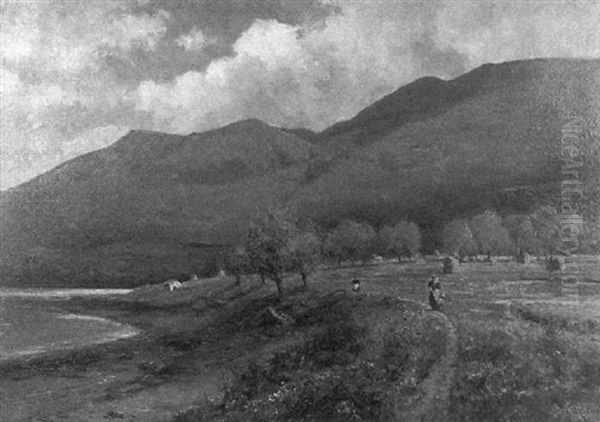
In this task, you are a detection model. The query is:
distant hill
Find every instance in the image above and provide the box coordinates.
[1,58,598,287]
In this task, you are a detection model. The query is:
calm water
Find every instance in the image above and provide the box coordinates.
[0,288,137,361]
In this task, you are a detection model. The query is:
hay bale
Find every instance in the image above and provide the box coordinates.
[516,249,531,264]
[545,255,566,272]
[442,256,460,274]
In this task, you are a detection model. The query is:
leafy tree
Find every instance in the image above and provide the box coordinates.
[503,214,540,254]
[289,230,322,288]
[469,210,514,257]
[245,209,297,296]
[377,221,421,261]
[324,220,376,265]
[223,245,249,285]
[529,205,561,254]
[441,218,476,258]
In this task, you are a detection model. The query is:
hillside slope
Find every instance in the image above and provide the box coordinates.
[1,58,598,286]
[0,120,312,286]
[295,58,599,234]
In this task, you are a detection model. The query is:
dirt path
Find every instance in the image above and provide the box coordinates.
[396,303,458,422]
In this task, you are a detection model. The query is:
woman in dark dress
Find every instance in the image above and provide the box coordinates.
[428,275,444,310]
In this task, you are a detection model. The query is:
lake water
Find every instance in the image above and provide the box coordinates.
[0,288,138,361]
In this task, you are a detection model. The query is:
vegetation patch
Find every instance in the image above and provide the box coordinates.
[449,316,600,421]
[175,295,449,421]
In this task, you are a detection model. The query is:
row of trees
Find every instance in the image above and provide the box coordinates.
[222,210,422,296]
[440,206,599,258]
[222,205,597,295]
[323,220,421,265]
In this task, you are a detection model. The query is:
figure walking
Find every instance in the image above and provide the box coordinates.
[428,275,444,311]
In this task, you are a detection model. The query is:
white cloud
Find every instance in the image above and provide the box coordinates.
[0,9,39,62]
[135,1,600,135]
[0,67,21,95]
[0,2,169,73]
[105,10,169,52]
[134,12,436,133]
[0,1,167,188]
[175,28,212,51]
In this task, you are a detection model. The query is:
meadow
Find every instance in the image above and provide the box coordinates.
[0,256,599,421]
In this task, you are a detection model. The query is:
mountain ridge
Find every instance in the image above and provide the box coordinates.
[1,57,598,287]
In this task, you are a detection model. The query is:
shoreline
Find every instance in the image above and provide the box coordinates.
[0,287,133,298]
[0,293,143,369]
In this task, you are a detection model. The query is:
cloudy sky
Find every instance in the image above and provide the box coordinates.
[1,0,599,189]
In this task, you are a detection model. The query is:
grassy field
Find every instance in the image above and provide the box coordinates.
[0,256,599,421]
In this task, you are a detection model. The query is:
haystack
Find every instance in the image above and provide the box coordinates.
[442,256,460,274]
[545,255,566,272]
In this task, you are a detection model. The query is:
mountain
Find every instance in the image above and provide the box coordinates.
[294,58,599,233]
[0,120,312,286]
[1,58,598,287]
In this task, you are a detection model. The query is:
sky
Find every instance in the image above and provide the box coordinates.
[1,0,599,189]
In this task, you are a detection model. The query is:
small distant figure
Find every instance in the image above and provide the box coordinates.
[190,273,199,282]
[164,279,183,292]
[427,275,445,311]
[352,278,361,293]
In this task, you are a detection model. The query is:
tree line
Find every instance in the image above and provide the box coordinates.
[441,206,599,259]
[222,205,598,296]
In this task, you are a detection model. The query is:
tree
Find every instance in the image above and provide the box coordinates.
[223,245,249,285]
[503,214,540,254]
[377,221,421,261]
[529,205,561,254]
[289,230,321,288]
[441,218,476,258]
[245,209,296,297]
[469,210,514,257]
[324,220,376,265]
